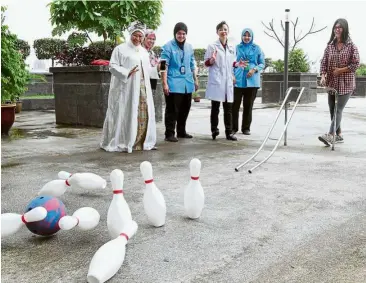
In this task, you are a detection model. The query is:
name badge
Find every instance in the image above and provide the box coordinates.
[180,66,185,74]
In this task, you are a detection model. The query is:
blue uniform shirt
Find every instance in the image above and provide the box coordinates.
[160,39,196,94]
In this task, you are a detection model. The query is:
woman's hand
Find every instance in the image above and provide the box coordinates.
[209,48,217,65]
[128,65,139,78]
[246,69,255,78]
[163,83,170,96]
[320,74,326,86]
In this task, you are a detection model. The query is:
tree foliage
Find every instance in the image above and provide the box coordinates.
[49,0,163,41]
[15,39,30,60]
[268,49,310,73]
[1,6,29,103]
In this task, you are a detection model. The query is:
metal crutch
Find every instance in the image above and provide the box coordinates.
[331,88,338,151]
[314,86,338,151]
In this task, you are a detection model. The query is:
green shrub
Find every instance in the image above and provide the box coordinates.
[194,48,206,63]
[152,46,162,58]
[15,38,30,60]
[89,40,116,51]
[288,48,310,72]
[1,7,29,103]
[356,63,366,76]
[33,38,66,61]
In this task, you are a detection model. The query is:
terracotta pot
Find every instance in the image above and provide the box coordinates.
[1,104,16,135]
[193,97,201,102]
[15,101,23,113]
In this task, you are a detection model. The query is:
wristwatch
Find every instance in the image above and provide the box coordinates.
[253,67,258,72]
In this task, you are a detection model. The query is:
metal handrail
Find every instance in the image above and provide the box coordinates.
[248,87,305,173]
[234,86,305,173]
[235,87,293,172]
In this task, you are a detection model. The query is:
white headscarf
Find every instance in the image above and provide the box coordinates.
[127,21,146,36]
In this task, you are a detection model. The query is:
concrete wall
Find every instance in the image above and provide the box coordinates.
[24,72,53,95]
[262,73,317,104]
[355,76,366,97]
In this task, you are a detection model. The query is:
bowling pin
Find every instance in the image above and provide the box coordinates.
[140,161,166,227]
[87,220,138,283]
[184,158,204,219]
[1,207,48,237]
[107,169,132,239]
[38,179,70,197]
[58,207,100,231]
[58,171,107,190]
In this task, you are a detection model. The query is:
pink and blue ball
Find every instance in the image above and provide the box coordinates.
[24,196,66,236]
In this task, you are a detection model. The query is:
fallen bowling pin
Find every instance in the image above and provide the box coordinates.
[38,179,70,197]
[58,207,100,231]
[107,169,132,239]
[58,171,107,190]
[184,158,205,219]
[87,220,138,283]
[1,207,48,238]
[140,161,166,227]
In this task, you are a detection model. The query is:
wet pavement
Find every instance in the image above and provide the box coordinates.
[1,93,366,283]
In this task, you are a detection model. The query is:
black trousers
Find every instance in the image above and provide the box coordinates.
[211,100,233,136]
[164,93,192,137]
[232,87,257,132]
[150,79,158,91]
[328,93,341,135]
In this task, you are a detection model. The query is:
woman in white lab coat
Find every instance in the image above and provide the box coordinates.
[100,21,156,153]
[204,21,245,140]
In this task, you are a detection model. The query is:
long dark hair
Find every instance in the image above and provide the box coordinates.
[327,18,349,44]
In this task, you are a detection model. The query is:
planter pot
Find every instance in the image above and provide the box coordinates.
[262,73,317,104]
[49,66,111,127]
[15,101,23,113]
[354,76,366,97]
[193,97,201,102]
[1,104,16,135]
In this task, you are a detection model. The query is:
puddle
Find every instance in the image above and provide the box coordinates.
[1,162,24,169]
[2,128,76,140]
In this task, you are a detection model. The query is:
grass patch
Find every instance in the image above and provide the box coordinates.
[21,95,54,99]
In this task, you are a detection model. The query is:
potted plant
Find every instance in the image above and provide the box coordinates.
[1,6,29,134]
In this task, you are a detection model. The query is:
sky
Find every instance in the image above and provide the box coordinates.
[2,0,365,72]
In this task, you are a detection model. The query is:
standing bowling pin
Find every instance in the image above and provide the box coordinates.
[140,161,166,227]
[107,169,132,239]
[87,220,138,283]
[184,158,204,219]
[1,207,48,237]
[58,207,100,231]
[58,171,107,190]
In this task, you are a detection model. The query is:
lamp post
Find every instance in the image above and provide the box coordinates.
[284,9,290,146]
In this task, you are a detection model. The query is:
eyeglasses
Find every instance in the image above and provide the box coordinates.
[334,26,343,30]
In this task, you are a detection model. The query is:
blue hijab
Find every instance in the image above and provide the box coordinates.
[238,28,256,61]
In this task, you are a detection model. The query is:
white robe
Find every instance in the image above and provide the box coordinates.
[100,41,156,153]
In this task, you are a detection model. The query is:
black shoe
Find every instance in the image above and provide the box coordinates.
[165,136,178,142]
[177,133,193,138]
[242,130,251,135]
[212,129,219,140]
[226,134,237,141]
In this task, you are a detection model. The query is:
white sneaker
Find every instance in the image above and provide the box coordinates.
[318,133,333,146]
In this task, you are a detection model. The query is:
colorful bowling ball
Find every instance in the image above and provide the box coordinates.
[24,196,66,236]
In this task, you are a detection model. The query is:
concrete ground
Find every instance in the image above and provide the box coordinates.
[1,93,365,283]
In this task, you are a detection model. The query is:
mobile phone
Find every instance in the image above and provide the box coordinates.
[160,60,166,71]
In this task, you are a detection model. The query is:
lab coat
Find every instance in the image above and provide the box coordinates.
[204,40,236,102]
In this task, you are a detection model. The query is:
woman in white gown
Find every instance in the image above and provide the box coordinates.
[100,22,157,153]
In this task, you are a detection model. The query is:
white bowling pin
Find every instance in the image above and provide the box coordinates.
[38,179,70,197]
[87,220,138,283]
[58,170,71,180]
[107,169,132,239]
[58,171,107,190]
[140,161,166,227]
[58,207,100,231]
[184,158,205,219]
[1,207,48,237]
